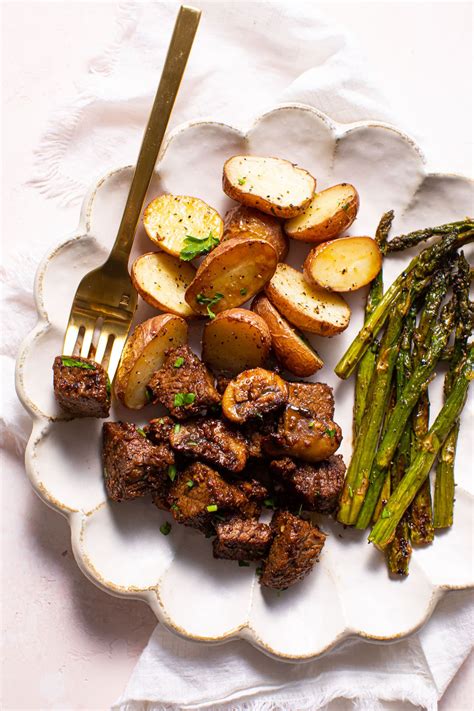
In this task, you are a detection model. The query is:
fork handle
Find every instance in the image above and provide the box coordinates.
[109,5,201,262]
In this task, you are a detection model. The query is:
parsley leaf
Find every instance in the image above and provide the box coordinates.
[196,292,224,319]
[180,231,219,261]
[174,356,185,368]
[238,177,247,186]
[61,357,95,370]
[325,428,337,438]
[240,288,248,296]
[136,427,147,438]
[174,392,196,407]
[160,521,172,536]
[186,480,194,488]
[206,504,218,512]
[381,508,392,519]
[174,423,181,434]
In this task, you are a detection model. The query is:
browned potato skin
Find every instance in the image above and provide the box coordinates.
[264,413,342,462]
[185,238,278,316]
[222,368,289,424]
[114,314,188,408]
[303,237,382,292]
[222,156,316,219]
[202,308,272,375]
[251,294,323,376]
[223,205,289,262]
[284,184,359,243]
[264,263,351,336]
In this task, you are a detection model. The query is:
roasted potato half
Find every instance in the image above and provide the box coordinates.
[223,205,289,261]
[284,183,359,242]
[202,308,272,375]
[265,263,351,336]
[131,252,197,318]
[222,156,316,219]
[304,237,382,292]
[114,314,188,409]
[251,294,323,376]
[143,194,224,258]
[185,237,278,316]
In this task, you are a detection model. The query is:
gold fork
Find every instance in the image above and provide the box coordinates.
[63,5,201,380]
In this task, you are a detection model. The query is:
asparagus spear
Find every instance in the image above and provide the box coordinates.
[355,298,456,528]
[385,308,416,575]
[409,264,453,544]
[335,230,473,380]
[338,284,411,525]
[373,384,396,522]
[369,345,473,550]
[385,219,473,253]
[375,300,456,470]
[434,254,473,528]
[353,211,393,439]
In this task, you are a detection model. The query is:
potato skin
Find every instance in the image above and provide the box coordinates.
[223,205,289,261]
[284,184,359,243]
[185,238,278,316]
[251,294,323,376]
[222,156,316,219]
[264,264,351,336]
[303,237,382,292]
[202,308,272,375]
[114,314,188,408]
[131,252,196,318]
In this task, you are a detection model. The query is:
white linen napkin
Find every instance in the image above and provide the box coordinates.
[9,1,471,709]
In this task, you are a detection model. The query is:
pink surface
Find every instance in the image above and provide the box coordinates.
[1,2,472,709]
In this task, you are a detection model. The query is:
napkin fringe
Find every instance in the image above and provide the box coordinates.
[27,92,98,206]
[114,670,439,711]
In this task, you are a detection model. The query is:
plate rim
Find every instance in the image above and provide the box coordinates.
[15,101,474,662]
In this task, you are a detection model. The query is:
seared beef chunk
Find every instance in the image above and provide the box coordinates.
[270,456,346,513]
[215,373,232,395]
[170,418,248,473]
[236,478,268,518]
[286,382,335,420]
[263,382,341,463]
[168,462,251,532]
[53,355,110,418]
[145,416,175,445]
[260,511,326,589]
[147,345,220,420]
[213,518,273,561]
[103,422,174,502]
[222,368,288,424]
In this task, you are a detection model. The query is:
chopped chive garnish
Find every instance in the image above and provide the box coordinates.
[174,392,196,406]
[159,521,172,536]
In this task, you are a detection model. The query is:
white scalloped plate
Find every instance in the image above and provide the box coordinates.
[16,104,474,661]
